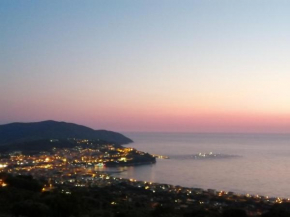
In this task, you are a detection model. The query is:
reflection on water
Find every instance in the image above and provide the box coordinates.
[116,164,156,182]
[113,133,290,198]
[94,166,126,174]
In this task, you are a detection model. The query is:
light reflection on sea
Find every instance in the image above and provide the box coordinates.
[112,133,290,198]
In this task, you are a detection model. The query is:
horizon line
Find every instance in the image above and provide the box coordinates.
[120,131,290,135]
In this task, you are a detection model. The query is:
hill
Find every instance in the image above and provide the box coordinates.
[0,120,133,145]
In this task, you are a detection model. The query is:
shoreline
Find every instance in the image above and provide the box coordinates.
[106,160,288,200]
[107,173,287,203]
[121,133,290,200]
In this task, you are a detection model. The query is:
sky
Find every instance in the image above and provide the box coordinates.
[1,0,290,133]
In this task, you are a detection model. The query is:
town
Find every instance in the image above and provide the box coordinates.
[0,139,289,217]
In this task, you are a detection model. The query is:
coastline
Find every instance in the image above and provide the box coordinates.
[107,173,286,203]
[109,169,287,202]
[121,132,290,198]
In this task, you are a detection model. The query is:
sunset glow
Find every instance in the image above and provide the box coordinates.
[1,1,290,133]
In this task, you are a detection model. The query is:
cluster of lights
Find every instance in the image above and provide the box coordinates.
[0,164,7,168]
[0,179,7,187]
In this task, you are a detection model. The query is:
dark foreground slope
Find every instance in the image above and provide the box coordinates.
[0,120,132,145]
[0,173,282,217]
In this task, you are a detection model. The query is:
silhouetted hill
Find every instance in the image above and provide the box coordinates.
[0,120,133,145]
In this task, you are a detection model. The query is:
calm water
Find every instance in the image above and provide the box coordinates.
[112,133,290,198]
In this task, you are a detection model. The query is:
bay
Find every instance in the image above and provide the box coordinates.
[113,133,290,198]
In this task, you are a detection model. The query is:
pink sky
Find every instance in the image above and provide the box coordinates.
[1,1,290,133]
[1,100,290,133]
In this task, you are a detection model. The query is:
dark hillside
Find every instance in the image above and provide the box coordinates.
[0,120,132,145]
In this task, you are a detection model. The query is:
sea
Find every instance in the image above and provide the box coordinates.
[107,133,290,198]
